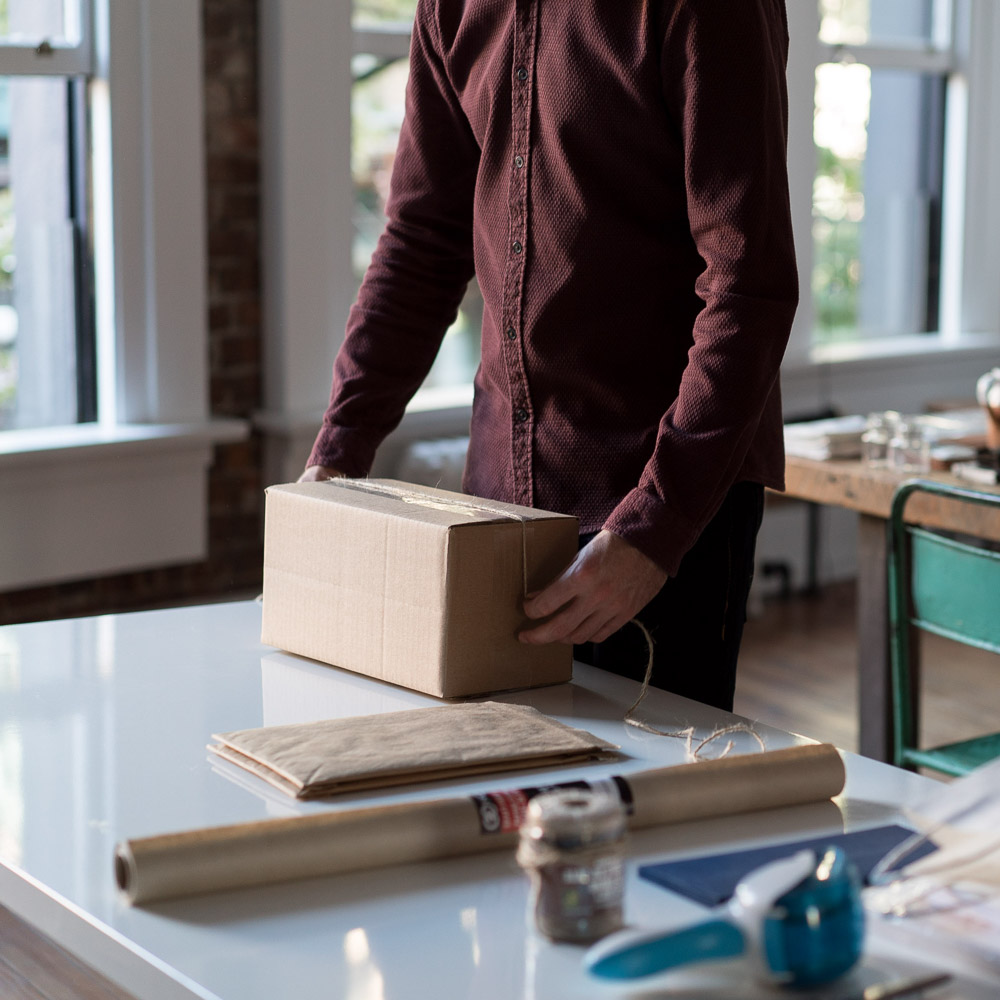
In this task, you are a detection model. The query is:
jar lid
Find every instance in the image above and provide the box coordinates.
[521,789,626,850]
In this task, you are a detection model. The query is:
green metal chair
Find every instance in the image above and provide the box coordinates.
[888,479,1000,775]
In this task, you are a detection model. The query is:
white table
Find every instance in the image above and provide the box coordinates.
[0,601,993,999]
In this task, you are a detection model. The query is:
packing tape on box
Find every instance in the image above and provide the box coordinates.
[330,478,535,594]
[330,478,526,523]
[115,742,845,905]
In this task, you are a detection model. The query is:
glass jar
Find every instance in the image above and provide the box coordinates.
[861,411,899,467]
[888,420,930,473]
[516,789,627,943]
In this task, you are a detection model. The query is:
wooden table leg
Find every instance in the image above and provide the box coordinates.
[857,513,893,761]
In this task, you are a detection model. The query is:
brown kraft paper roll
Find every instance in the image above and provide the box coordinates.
[115,743,845,905]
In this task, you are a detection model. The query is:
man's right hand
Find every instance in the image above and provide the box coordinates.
[298,465,344,483]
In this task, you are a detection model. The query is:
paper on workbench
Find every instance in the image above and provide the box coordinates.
[783,415,867,460]
[210,701,619,799]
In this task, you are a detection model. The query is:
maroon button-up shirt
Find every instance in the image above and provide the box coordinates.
[308,0,798,576]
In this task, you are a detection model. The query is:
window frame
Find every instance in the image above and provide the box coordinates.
[811,31,953,344]
[785,0,1000,366]
[0,9,93,76]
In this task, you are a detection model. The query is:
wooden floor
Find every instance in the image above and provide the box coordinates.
[0,906,135,1000]
[736,579,862,752]
[3,580,996,999]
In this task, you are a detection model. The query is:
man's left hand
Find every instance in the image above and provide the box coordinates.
[519,530,668,646]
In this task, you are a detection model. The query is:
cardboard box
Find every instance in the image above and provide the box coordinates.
[261,479,579,698]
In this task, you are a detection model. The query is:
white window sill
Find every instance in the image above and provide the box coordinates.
[789,330,1000,373]
[255,386,474,486]
[782,330,1000,421]
[0,419,247,465]
[254,384,473,436]
[1,419,249,592]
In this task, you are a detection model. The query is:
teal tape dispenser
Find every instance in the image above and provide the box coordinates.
[585,846,865,988]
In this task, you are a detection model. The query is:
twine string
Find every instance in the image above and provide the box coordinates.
[623,618,765,761]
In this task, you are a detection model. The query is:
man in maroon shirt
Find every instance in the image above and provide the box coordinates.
[302,0,798,710]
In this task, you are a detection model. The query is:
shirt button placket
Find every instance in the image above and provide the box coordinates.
[505,0,537,507]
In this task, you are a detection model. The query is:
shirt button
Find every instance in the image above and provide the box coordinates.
[514,155,524,169]
[506,327,517,340]
[516,66,528,81]
[512,241,523,254]
[514,407,529,423]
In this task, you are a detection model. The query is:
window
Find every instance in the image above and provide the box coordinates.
[0,0,231,592]
[0,0,93,431]
[1,0,213,436]
[811,0,967,345]
[352,0,482,389]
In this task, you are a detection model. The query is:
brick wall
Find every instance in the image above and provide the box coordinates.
[0,0,264,625]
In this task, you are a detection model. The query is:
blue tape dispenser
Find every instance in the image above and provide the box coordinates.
[585,846,865,988]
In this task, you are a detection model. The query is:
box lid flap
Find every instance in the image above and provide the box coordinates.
[267,479,575,530]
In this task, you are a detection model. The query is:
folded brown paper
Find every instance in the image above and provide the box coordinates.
[209,702,620,799]
[116,743,846,905]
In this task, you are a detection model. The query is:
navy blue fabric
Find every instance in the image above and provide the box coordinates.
[639,824,937,908]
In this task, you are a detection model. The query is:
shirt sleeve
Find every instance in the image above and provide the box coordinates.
[307,0,480,475]
[602,0,798,575]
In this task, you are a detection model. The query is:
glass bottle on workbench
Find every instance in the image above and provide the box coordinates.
[888,419,930,474]
[862,411,899,467]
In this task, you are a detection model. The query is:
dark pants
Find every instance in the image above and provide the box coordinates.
[574,481,765,712]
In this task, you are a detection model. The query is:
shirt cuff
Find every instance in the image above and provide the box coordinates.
[306,424,379,478]
[602,487,702,578]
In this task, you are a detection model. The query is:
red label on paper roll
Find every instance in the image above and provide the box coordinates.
[474,789,530,834]
[471,777,633,835]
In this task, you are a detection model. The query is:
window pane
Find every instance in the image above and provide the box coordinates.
[812,63,945,343]
[352,53,481,388]
[819,0,939,47]
[352,54,408,276]
[353,0,418,30]
[0,76,81,431]
[0,0,81,45]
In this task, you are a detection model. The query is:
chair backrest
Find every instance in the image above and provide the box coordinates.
[908,526,1000,652]
[890,480,1000,652]
[888,478,1000,773]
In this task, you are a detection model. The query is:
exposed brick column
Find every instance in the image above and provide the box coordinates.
[202,0,265,598]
